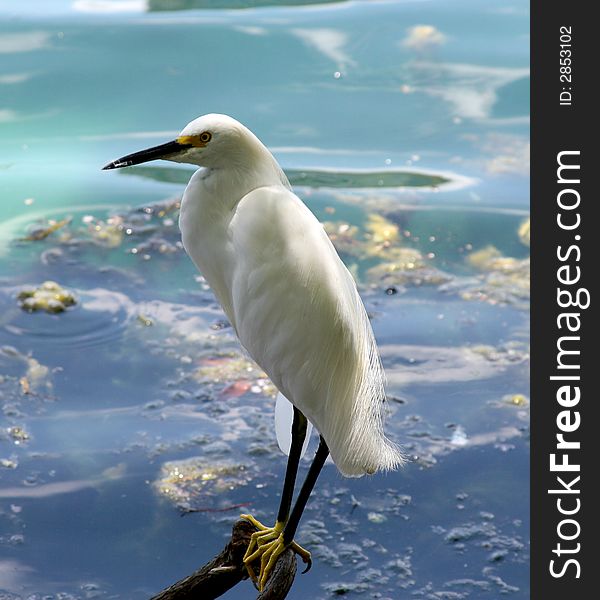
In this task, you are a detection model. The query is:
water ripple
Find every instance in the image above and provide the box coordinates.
[2,287,134,350]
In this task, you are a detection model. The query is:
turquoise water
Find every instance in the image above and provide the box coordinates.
[1,1,529,598]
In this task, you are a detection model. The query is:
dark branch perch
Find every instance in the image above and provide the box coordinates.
[149,519,297,600]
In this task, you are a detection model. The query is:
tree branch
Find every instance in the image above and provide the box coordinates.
[149,519,297,600]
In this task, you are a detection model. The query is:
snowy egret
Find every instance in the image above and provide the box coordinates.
[103,114,403,590]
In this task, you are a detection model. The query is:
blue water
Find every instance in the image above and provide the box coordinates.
[1,1,529,598]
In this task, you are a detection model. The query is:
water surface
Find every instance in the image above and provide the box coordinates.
[1,1,529,598]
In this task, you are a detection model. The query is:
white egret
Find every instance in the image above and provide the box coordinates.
[103,114,403,590]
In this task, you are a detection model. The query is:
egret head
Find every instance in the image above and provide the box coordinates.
[102,114,252,170]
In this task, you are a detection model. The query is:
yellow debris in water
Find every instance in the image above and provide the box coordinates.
[26,357,50,383]
[322,221,362,256]
[507,394,528,407]
[17,281,77,313]
[370,246,424,272]
[364,213,400,256]
[137,314,154,327]
[193,353,276,397]
[322,212,450,288]
[366,245,452,287]
[22,217,72,241]
[19,377,31,395]
[194,354,264,383]
[87,216,125,248]
[518,217,530,247]
[155,458,253,506]
[466,245,503,270]
[468,245,530,275]
[463,245,530,306]
[20,357,52,394]
[8,426,30,443]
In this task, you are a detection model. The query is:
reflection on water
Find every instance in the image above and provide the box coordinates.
[148,0,349,10]
[120,165,452,189]
[0,0,528,598]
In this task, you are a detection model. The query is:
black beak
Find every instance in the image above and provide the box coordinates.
[102,139,191,170]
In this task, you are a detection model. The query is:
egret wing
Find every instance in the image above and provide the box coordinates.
[228,185,403,476]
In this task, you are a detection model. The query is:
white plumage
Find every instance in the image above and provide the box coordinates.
[175,114,403,476]
[275,391,312,458]
[103,113,405,589]
[104,113,403,476]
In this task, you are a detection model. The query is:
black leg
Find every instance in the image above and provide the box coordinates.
[276,407,308,525]
[283,435,329,547]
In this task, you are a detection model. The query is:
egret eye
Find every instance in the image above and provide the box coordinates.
[199,132,212,143]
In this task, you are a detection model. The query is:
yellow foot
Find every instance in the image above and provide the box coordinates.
[241,514,312,591]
